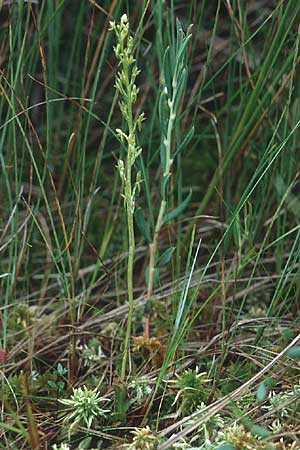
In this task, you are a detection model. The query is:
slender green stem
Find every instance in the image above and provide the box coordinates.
[121,178,135,381]
[145,22,190,336]
[145,96,175,335]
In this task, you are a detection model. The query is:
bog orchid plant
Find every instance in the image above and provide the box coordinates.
[109,14,145,382]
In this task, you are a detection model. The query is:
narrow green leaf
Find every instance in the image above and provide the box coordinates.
[113,384,130,423]
[57,381,65,392]
[215,444,235,450]
[160,140,167,174]
[251,424,271,438]
[174,67,188,110]
[162,189,192,224]
[158,88,167,134]
[57,362,63,375]
[145,265,159,287]
[281,328,294,341]
[135,208,151,242]
[157,247,175,267]
[78,436,93,450]
[286,346,300,360]
[162,46,171,93]
[275,175,300,218]
[256,381,267,402]
[174,125,194,159]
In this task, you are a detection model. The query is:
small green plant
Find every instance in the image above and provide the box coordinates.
[144,19,193,337]
[265,387,299,417]
[219,423,269,450]
[48,363,68,395]
[186,403,224,448]
[127,376,152,406]
[170,366,210,416]
[124,426,159,450]
[59,386,110,436]
[262,385,300,433]
[76,435,103,449]
[77,338,106,368]
[52,444,70,450]
[109,13,145,382]
[172,403,224,449]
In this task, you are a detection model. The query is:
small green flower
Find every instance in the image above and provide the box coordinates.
[59,386,110,435]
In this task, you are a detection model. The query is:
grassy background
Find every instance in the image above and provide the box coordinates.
[1,0,300,448]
